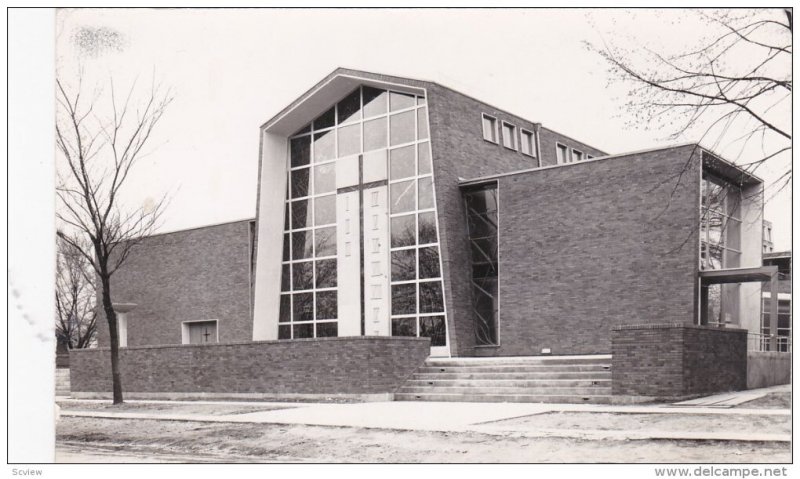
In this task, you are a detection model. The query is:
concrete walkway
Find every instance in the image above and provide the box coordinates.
[59,384,790,443]
[670,384,789,408]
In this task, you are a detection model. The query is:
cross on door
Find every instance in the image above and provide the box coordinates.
[202,328,212,342]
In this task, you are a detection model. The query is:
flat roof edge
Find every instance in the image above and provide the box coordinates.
[458,142,698,186]
[459,142,763,186]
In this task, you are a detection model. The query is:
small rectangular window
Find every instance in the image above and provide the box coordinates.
[556,144,569,164]
[482,114,498,143]
[501,122,517,150]
[520,129,534,157]
[586,155,594,160]
[183,320,218,345]
[571,149,583,162]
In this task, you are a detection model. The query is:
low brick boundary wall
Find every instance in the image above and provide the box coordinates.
[70,336,430,398]
[747,352,791,389]
[612,323,747,401]
[56,352,70,369]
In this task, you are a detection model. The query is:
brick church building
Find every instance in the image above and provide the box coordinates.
[73,69,787,403]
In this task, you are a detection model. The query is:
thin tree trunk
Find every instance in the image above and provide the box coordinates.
[101,274,124,404]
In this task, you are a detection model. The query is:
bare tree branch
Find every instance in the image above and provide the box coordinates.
[589,8,791,194]
[55,70,173,404]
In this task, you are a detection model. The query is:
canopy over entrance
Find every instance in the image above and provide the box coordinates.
[699,266,778,285]
[699,265,782,351]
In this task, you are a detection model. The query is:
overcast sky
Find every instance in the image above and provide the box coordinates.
[55,8,792,249]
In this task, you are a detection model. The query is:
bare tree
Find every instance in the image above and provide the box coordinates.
[591,9,791,190]
[55,73,172,404]
[55,236,97,350]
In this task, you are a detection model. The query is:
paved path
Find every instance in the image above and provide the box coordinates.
[671,384,790,408]
[59,384,791,443]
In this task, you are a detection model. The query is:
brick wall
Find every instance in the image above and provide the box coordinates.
[427,84,607,355]
[461,145,701,356]
[538,126,607,167]
[96,219,254,347]
[612,323,747,400]
[71,336,430,395]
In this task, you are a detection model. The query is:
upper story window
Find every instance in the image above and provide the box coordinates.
[571,149,584,162]
[587,154,595,160]
[482,114,498,143]
[501,122,517,150]
[520,129,535,157]
[700,173,742,270]
[556,143,569,164]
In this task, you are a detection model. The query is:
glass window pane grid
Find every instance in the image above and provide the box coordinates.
[699,175,743,270]
[289,87,427,140]
[284,86,443,342]
[463,185,499,346]
[387,99,447,343]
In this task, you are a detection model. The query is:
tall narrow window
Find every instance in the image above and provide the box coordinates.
[520,129,534,157]
[700,173,742,270]
[501,122,517,150]
[482,114,498,143]
[463,183,499,346]
[699,171,743,329]
[571,149,583,162]
[556,143,568,164]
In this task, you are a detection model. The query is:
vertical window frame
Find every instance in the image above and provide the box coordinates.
[556,143,569,164]
[481,113,499,144]
[501,121,517,151]
[519,128,535,157]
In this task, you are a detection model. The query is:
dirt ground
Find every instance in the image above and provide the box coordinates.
[736,392,792,410]
[484,411,791,435]
[56,400,295,416]
[56,416,790,463]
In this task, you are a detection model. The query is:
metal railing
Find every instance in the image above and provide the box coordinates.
[747,332,792,353]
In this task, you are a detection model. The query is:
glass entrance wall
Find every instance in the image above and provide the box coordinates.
[279,125,339,339]
[383,90,448,348]
[700,173,742,270]
[761,297,792,352]
[699,173,743,327]
[463,183,500,346]
[279,85,448,346]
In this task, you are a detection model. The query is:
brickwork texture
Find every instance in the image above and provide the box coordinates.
[71,336,430,395]
[426,84,606,356]
[435,144,701,356]
[96,219,254,347]
[612,323,747,400]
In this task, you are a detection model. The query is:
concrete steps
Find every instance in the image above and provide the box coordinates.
[55,368,71,396]
[395,355,612,403]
